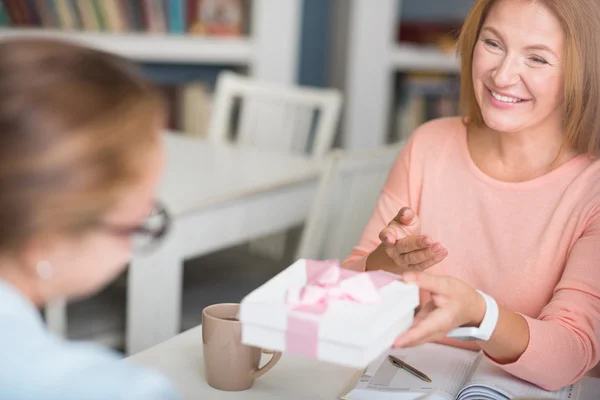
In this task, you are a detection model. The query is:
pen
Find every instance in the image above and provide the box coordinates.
[387,355,432,383]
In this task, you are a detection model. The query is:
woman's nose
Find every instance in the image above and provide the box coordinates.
[491,55,521,87]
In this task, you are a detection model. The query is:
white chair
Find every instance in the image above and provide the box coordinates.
[208,71,343,260]
[42,75,341,343]
[208,71,343,158]
[296,142,405,261]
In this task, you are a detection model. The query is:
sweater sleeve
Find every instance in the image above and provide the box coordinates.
[342,133,417,271]
[491,210,600,390]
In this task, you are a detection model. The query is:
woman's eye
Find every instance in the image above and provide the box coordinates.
[483,39,501,50]
[530,56,549,65]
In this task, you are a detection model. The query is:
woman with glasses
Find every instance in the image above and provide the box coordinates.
[0,39,177,399]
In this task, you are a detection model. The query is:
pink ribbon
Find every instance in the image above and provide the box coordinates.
[284,260,397,358]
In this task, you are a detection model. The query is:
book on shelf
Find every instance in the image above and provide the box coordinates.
[189,0,245,36]
[397,20,463,54]
[0,0,249,36]
[341,343,599,400]
[392,73,460,143]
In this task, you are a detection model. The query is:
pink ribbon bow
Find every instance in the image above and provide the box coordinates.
[286,261,384,315]
[284,260,397,358]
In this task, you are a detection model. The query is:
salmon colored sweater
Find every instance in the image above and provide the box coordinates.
[343,117,600,390]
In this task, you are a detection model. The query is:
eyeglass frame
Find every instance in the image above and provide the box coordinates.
[96,201,171,253]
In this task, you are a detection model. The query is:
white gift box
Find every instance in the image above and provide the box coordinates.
[239,259,420,369]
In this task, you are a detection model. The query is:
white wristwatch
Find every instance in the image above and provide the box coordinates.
[446,290,499,341]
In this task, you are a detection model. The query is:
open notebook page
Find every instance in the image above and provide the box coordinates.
[458,356,576,400]
[341,343,480,400]
[577,376,600,400]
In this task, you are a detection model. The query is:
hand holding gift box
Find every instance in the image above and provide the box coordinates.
[239,259,419,369]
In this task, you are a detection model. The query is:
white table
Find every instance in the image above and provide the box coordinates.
[127,325,359,400]
[126,133,321,354]
[128,326,600,400]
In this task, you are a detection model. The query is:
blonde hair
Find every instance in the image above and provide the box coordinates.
[0,38,164,253]
[457,0,600,156]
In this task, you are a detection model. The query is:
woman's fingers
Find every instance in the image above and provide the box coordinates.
[412,300,436,325]
[379,221,410,244]
[394,235,433,254]
[384,236,446,271]
[393,307,453,348]
[403,271,455,296]
[396,207,417,226]
[393,301,438,348]
[397,332,448,348]
[378,208,446,271]
[379,207,421,243]
[396,242,446,265]
[383,235,432,265]
[409,247,449,270]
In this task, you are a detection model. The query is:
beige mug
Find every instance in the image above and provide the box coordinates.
[202,303,282,391]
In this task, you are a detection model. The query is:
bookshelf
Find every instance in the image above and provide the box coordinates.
[340,0,461,149]
[0,0,302,83]
[0,0,303,157]
[392,42,459,72]
[1,0,303,349]
[0,28,254,64]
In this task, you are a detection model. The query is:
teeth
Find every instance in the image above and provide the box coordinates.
[491,91,523,103]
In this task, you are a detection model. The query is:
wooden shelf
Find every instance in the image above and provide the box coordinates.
[0,28,254,65]
[391,42,460,73]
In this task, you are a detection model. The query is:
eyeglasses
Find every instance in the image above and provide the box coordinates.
[98,201,171,253]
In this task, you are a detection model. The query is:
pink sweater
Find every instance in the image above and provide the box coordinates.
[343,117,600,390]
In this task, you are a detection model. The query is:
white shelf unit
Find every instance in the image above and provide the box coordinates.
[392,42,459,72]
[0,0,302,84]
[341,0,460,149]
[1,0,303,348]
[0,28,254,65]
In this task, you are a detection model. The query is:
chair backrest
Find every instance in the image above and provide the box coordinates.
[296,142,405,261]
[207,71,343,158]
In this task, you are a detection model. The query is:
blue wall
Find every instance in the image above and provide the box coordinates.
[400,0,474,21]
[298,0,332,88]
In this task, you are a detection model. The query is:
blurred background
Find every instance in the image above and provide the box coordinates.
[0,0,473,354]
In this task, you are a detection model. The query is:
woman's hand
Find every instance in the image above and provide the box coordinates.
[379,207,448,271]
[393,271,486,348]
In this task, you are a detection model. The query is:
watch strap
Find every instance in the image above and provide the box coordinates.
[447,290,499,341]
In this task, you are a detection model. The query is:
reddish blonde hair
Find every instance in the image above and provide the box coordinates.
[0,38,164,253]
[457,0,600,156]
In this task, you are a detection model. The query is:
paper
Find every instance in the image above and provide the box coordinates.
[577,376,600,400]
[459,356,575,400]
[342,344,479,400]
[341,343,584,400]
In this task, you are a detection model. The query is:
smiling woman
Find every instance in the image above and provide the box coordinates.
[343,0,600,392]
[459,0,600,157]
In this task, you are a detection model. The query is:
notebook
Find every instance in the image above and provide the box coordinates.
[340,343,598,400]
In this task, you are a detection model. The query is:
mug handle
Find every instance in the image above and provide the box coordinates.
[250,349,282,379]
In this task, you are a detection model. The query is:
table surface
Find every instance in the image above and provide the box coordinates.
[127,324,600,400]
[127,325,361,400]
[160,133,321,216]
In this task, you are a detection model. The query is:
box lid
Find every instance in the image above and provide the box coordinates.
[240,259,419,348]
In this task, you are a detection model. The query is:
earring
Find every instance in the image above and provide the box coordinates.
[36,260,53,280]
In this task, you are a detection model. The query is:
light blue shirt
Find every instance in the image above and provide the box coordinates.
[0,279,180,400]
